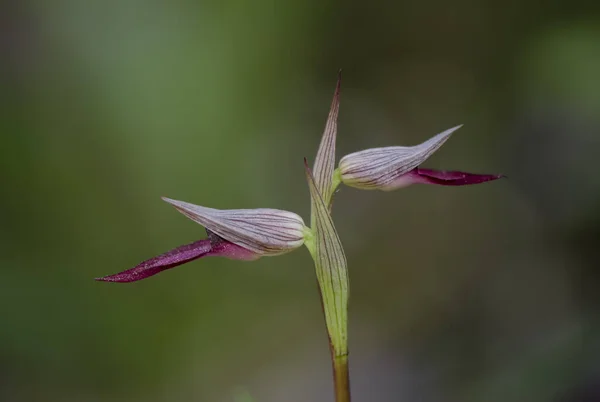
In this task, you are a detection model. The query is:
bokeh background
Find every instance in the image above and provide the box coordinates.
[2,1,600,401]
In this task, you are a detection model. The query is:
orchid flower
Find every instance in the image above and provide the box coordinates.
[337,125,504,191]
[96,198,308,283]
[97,71,504,402]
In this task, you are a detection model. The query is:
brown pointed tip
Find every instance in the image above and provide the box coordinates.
[303,157,316,179]
[331,70,341,96]
[161,196,178,206]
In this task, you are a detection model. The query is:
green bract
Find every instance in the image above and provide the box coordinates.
[305,160,349,357]
[305,71,349,358]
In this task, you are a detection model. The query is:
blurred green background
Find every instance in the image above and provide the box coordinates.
[2,1,600,401]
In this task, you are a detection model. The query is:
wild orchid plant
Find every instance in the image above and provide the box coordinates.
[97,72,503,402]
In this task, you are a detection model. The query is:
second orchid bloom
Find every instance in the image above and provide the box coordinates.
[337,125,503,192]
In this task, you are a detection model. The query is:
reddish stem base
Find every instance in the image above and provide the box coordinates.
[332,354,351,402]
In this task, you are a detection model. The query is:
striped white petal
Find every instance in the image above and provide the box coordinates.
[338,125,462,190]
[162,198,307,255]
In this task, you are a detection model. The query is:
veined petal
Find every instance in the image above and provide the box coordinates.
[162,197,306,255]
[387,168,505,190]
[313,70,342,207]
[338,125,461,190]
[304,159,349,357]
[95,237,258,283]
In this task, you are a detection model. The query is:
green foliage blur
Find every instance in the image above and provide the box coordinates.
[2,1,599,401]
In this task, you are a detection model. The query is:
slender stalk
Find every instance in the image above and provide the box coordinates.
[306,165,350,402]
[314,278,351,402]
[332,353,351,402]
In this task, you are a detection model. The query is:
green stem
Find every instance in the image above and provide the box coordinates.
[332,353,351,402]
[330,168,342,200]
